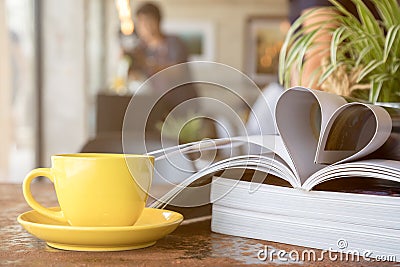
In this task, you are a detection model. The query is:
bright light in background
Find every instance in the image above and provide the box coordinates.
[257,20,290,69]
[115,0,134,35]
[121,19,134,35]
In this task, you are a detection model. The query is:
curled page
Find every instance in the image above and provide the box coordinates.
[275,87,347,182]
[315,103,392,164]
[369,107,400,161]
[303,159,400,191]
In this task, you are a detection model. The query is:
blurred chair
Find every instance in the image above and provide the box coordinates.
[80,92,172,154]
[246,82,283,136]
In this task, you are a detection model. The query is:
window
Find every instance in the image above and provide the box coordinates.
[0,0,37,182]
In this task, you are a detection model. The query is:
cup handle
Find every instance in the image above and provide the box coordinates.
[22,168,67,223]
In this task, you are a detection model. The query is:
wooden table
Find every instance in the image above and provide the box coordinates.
[0,182,393,266]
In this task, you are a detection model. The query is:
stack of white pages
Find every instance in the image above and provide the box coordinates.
[211,176,400,260]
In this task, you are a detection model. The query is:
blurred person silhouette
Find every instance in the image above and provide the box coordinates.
[132,3,187,77]
[124,2,199,138]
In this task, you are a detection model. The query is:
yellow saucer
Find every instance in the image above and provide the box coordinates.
[17,207,183,251]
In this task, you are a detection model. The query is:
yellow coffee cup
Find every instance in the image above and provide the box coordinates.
[23,153,154,226]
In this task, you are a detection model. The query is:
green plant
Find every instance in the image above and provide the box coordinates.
[156,111,205,144]
[279,0,400,103]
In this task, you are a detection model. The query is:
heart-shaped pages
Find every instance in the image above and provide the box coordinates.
[275,87,392,183]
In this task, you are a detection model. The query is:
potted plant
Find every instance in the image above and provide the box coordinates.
[156,111,206,144]
[279,0,400,105]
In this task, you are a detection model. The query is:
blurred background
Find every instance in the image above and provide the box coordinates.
[0,0,290,182]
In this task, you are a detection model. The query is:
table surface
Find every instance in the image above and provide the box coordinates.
[0,182,396,267]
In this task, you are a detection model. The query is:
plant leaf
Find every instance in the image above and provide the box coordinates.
[383,25,400,62]
[370,0,400,28]
[330,27,347,66]
[329,0,359,22]
[356,59,382,82]
[352,0,382,37]
[392,59,400,73]
[355,46,372,67]
[318,62,337,85]
[371,80,383,103]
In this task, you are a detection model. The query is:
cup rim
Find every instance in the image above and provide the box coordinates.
[52,153,154,160]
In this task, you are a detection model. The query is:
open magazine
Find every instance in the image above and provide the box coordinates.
[148,86,400,208]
